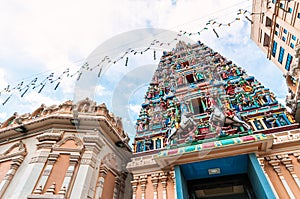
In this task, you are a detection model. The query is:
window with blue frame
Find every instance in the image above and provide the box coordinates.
[282,36,286,41]
[280,3,284,8]
[285,53,293,71]
[292,35,296,40]
[278,47,285,64]
[290,43,295,49]
[298,13,300,18]
[283,29,287,34]
[272,0,276,3]
[276,23,279,28]
[275,31,278,36]
[272,41,277,57]
[288,7,292,13]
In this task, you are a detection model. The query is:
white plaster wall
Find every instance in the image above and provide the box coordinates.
[2,136,45,199]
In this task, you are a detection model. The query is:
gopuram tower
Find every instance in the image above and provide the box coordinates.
[127,41,300,199]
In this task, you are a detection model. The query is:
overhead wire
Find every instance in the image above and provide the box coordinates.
[0,1,267,105]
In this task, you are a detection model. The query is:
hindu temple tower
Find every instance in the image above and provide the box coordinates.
[127,41,300,198]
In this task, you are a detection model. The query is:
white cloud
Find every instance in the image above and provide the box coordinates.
[128,104,141,116]
[94,85,112,97]
[0,0,288,140]
[0,68,8,87]
[0,112,7,120]
[23,92,61,109]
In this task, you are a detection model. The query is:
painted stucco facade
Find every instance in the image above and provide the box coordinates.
[0,98,132,199]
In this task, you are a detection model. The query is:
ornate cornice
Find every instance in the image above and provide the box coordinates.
[0,141,27,162]
[53,135,83,152]
[36,131,63,142]
[0,99,130,147]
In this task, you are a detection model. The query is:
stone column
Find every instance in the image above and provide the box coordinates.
[170,170,177,199]
[153,138,157,150]
[249,120,257,131]
[160,172,168,199]
[94,165,108,199]
[33,154,58,194]
[58,154,81,196]
[139,175,147,199]
[131,176,139,199]
[118,172,127,199]
[258,118,268,129]
[70,135,102,199]
[160,138,164,149]
[113,176,121,199]
[151,173,159,199]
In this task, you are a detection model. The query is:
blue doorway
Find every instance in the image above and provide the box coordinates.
[175,154,275,199]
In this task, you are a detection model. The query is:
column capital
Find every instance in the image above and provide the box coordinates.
[99,164,109,178]
[151,173,159,189]
[48,153,59,165]
[139,175,148,184]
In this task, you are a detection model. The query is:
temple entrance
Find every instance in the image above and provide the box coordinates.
[187,174,256,199]
[174,154,275,199]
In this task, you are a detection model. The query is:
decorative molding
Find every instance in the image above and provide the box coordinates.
[0,141,26,161]
[127,154,159,174]
[80,155,96,168]
[73,98,96,113]
[272,130,300,144]
[36,131,63,150]
[32,135,83,198]
[36,131,63,142]
[102,153,117,171]
[265,154,297,198]
[53,135,83,151]
[83,134,104,154]
[0,141,27,198]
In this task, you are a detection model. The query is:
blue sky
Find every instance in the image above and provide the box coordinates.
[0,0,287,140]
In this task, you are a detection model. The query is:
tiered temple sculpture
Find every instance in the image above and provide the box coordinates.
[127,41,300,199]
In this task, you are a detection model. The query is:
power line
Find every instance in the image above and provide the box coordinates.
[0,6,261,105]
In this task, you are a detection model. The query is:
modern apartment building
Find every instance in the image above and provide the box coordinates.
[251,0,300,121]
[251,0,299,72]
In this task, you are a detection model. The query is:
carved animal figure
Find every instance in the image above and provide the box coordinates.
[166,112,196,145]
[208,105,251,131]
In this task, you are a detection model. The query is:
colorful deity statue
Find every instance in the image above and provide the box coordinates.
[239,77,252,92]
[225,82,236,95]
[194,70,205,82]
[177,75,184,85]
[264,111,278,128]
[235,85,244,93]
[144,136,153,151]
[237,92,252,108]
